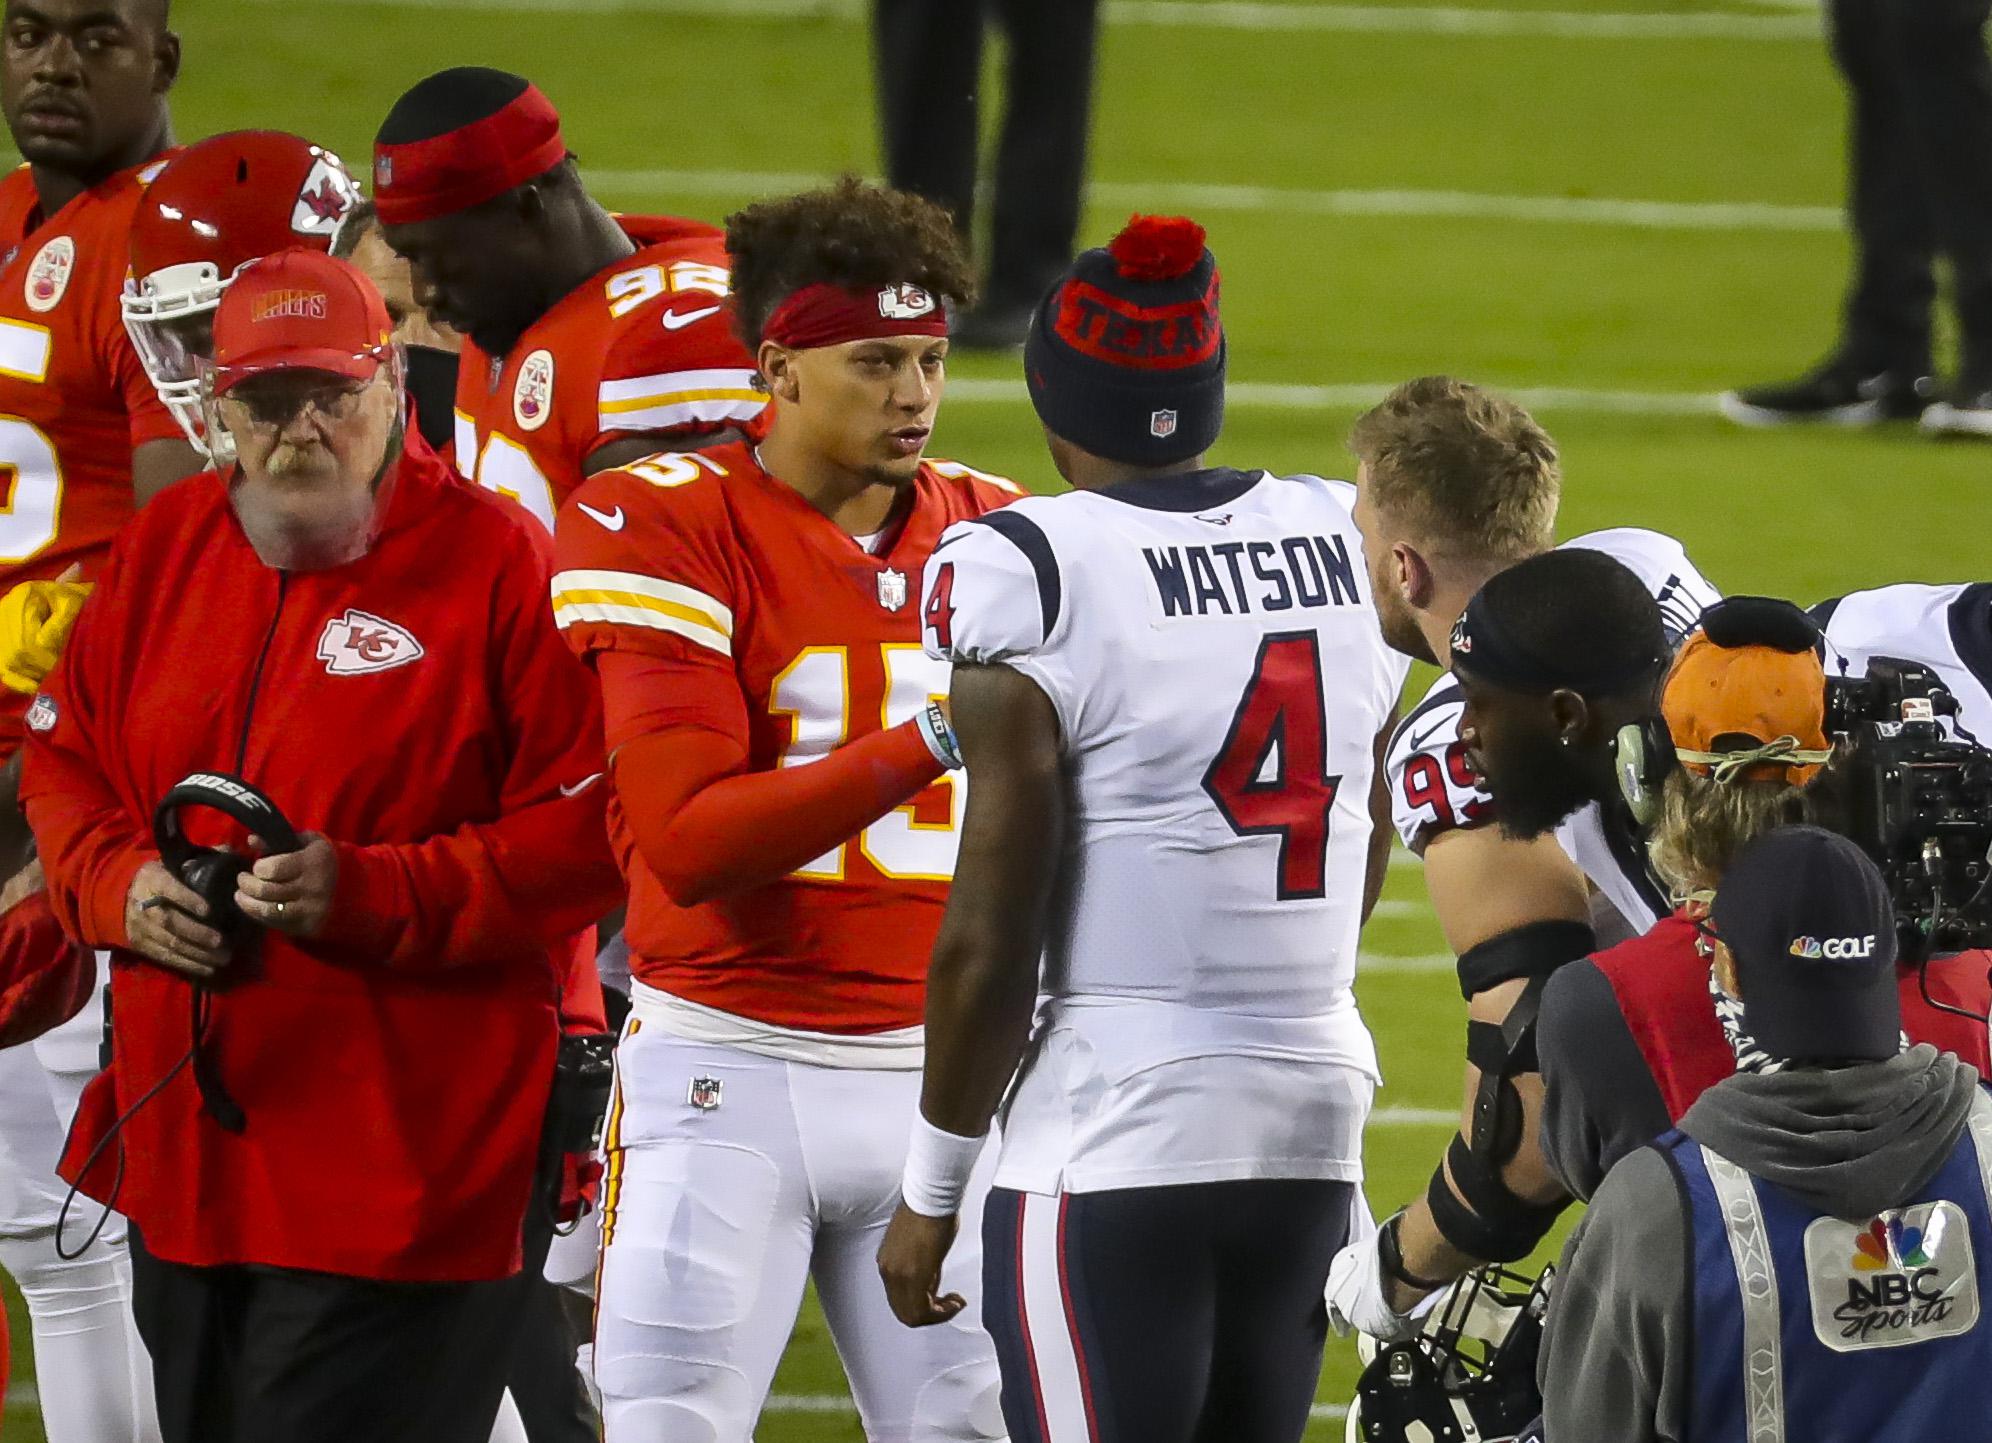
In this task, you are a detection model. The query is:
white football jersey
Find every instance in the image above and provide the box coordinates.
[1384,527,1721,935]
[1814,582,1992,743]
[922,467,1408,1192]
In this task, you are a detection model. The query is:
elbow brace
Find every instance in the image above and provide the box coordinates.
[1427,1136,1567,1264]
[1425,970,1566,1264]
[1454,918,1596,1000]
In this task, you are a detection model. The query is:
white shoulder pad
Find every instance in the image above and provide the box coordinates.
[920,509,1061,665]
[1384,674,1494,852]
[1563,527,1721,643]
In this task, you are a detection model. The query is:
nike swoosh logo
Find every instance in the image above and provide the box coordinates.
[578,502,626,532]
[559,772,603,798]
[660,305,722,332]
[1404,718,1454,756]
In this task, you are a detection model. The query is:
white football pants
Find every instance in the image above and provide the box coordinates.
[0,968,161,1443]
[594,1024,1005,1443]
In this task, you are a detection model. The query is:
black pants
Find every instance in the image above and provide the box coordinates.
[1832,0,1992,376]
[499,1243,598,1443]
[982,1179,1354,1443]
[131,1230,528,1443]
[871,0,1101,307]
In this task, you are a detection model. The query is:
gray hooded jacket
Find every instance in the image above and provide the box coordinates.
[1537,1045,1982,1442]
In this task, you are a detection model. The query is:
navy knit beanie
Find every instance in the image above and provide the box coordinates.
[1024,215,1225,466]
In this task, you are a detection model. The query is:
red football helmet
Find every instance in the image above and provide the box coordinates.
[124,130,361,454]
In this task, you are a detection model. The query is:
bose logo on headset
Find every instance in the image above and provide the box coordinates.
[1790,934,1878,960]
[176,773,278,816]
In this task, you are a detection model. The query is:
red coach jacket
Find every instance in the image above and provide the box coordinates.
[20,430,622,1282]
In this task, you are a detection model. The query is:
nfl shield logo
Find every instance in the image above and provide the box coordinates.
[687,1077,723,1111]
[374,153,393,187]
[1149,408,1178,439]
[876,567,909,611]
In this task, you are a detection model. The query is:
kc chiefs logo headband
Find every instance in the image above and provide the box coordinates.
[761,282,949,350]
[373,84,567,226]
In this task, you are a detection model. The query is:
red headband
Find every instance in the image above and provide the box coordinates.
[762,282,949,350]
[372,84,567,226]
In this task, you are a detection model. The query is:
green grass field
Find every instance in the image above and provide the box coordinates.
[6,0,1990,1436]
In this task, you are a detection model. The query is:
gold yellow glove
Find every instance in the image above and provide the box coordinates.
[0,569,92,695]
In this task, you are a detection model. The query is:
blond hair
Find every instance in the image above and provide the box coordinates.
[1348,376,1559,561]
[1647,767,1817,901]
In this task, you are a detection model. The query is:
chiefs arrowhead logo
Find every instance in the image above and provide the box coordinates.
[317,609,424,676]
[291,153,358,237]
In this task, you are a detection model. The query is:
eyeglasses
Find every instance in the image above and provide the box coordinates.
[212,375,376,435]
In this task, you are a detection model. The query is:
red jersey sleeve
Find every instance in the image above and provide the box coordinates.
[590,295,764,457]
[309,519,623,969]
[0,889,92,1048]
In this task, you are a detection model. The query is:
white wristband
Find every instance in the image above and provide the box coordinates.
[900,1114,986,1217]
[913,701,964,771]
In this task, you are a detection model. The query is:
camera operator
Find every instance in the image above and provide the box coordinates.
[1540,826,1992,1443]
[1537,598,1992,1202]
[18,248,622,1443]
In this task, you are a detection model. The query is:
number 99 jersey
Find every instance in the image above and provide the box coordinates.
[922,468,1410,1017]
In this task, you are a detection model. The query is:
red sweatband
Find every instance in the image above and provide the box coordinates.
[761,282,949,350]
[373,84,568,226]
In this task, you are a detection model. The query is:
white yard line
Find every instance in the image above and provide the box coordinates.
[269,0,1815,40]
[582,166,1840,236]
[1358,951,1457,974]
[1372,1106,1459,1125]
[945,377,1723,417]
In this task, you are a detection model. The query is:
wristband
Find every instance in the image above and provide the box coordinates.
[1378,1211,1452,1294]
[914,701,963,771]
[899,1113,986,1217]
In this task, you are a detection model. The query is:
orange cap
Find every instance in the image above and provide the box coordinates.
[1661,631,1831,786]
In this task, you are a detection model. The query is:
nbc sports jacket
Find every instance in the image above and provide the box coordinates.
[20,430,622,1282]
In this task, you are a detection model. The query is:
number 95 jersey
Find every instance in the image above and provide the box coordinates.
[922,468,1410,1017]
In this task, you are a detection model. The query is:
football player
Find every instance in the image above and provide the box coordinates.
[329,197,462,456]
[0,3,200,1439]
[122,129,359,458]
[1324,377,1719,1339]
[1813,580,1991,738]
[876,216,1408,1443]
[552,178,1016,1441]
[373,67,765,531]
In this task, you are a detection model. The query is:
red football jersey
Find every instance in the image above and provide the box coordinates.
[453,216,764,531]
[0,159,183,755]
[552,442,1021,1031]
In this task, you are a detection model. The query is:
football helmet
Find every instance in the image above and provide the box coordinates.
[1345,1264,1552,1443]
[124,130,360,455]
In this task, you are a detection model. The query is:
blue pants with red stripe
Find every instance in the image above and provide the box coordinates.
[981,1180,1354,1443]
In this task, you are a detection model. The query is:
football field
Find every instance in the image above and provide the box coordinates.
[6,0,1990,1436]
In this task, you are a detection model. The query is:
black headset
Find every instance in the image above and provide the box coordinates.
[151,771,301,941]
[1613,597,1823,826]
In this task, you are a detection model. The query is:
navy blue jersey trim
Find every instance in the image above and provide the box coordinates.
[972,509,1062,640]
[1095,467,1264,513]
[1389,681,1464,756]
[1948,582,1992,693]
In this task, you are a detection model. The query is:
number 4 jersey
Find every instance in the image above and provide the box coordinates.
[552,441,1020,1034]
[921,467,1407,1193]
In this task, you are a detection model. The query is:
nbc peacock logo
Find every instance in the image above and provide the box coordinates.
[1851,1215,1931,1272]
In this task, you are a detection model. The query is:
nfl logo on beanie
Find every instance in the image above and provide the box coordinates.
[1025,214,1226,466]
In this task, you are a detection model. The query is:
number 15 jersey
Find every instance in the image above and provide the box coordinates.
[923,468,1407,1191]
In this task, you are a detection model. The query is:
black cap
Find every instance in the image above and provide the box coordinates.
[1024,214,1225,467]
[1711,825,1901,1063]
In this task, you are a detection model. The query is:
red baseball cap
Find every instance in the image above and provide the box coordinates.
[209,247,393,395]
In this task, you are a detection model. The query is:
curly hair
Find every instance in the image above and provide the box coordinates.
[1647,765,1825,901]
[725,177,974,349]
